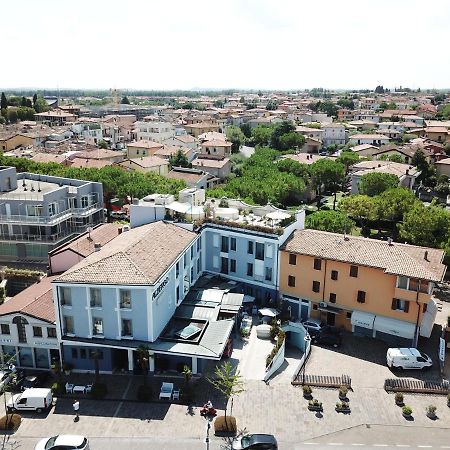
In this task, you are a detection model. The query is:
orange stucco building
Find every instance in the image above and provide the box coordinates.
[280,229,446,345]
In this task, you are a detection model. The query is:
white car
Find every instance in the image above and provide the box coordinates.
[0,370,12,393]
[35,435,89,450]
[301,319,326,336]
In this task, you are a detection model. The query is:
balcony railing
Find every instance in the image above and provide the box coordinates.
[0,226,95,243]
[0,203,102,224]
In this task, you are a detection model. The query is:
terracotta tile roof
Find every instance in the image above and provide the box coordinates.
[201,139,232,147]
[167,169,206,184]
[350,134,390,140]
[50,224,122,258]
[123,156,169,169]
[0,276,57,323]
[76,149,123,160]
[283,229,446,282]
[32,153,69,164]
[127,140,163,149]
[192,157,230,169]
[155,145,190,157]
[70,158,112,169]
[352,160,419,177]
[55,222,197,285]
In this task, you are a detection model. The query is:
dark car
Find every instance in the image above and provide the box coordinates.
[313,332,342,348]
[320,325,343,336]
[232,434,278,450]
[16,371,50,391]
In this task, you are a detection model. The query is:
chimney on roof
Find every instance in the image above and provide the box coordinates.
[424,250,429,261]
[94,242,101,252]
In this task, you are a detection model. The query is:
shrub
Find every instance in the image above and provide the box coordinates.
[214,415,237,435]
[338,385,348,397]
[136,384,152,402]
[402,405,412,416]
[308,399,322,408]
[0,414,21,431]
[395,392,404,404]
[51,382,63,395]
[302,385,312,396]
[90,382,108,400]
[240,329,250,338]
[336,401,350,409]
[426,405,437,416]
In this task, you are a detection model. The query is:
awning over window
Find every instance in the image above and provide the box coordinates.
[351,310,375,329]
[373,315,415,339]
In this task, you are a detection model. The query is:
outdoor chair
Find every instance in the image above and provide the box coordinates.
[159,382,174,400]
[65,382,74,394]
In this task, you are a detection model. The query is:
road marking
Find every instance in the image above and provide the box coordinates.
[373,445,388,447]
[351,444,364,447]
[395,446,410,448]
[303,444,314,446]
[328,444,344,446]
[417,447,432,449]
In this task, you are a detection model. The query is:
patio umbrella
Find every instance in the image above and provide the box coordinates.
[266,210,291,220]
[258,307,278,317]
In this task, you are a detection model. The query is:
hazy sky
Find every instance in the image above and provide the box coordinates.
[3,0,450,90]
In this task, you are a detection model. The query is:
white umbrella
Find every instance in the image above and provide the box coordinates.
[266,210,291,220]
[258,307,278,317]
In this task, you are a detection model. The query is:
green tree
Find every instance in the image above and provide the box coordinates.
[251,125,273,147]
[358,172,399,196]
[136,345,150,386]
[279,132,305,151]
[6,108,19,123]
[306,210,355,234]
[412,149,435,185]
[1,92,8,112]
[207,361,244,423]
[399,203,450,248]
[98,140,108,149]
[277,158,311,181]
[16,106,36,121]
[121,96,130,104]
[337,98,354,109]
[270,120,295,150]
[340,194,377,233]
[239,123,252,138]
[375,188,420,222]
[318,101,338,117]
[310,159,345,209]
[379,153,404,163]
[375,85,385,94]
[34,97,50,113]
[305,122,321,129]
[336,151,360,174]
[169,149,189,168]
[226,125,246,153]
[441,104,450,119]
[32,93,38,107]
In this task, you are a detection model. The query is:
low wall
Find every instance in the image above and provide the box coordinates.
[263,339,285,382]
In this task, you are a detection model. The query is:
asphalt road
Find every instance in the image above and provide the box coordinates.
[5,425,450,450]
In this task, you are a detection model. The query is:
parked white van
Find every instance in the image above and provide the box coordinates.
[7,388,53,413]
[386,348,432,370]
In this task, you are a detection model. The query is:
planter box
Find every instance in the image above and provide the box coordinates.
[308,406,323,412]
[402,413,413,419]
[335,407,351,414]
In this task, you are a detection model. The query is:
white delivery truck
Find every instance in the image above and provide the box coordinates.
[386,348,433,370]
[7,388,53,413]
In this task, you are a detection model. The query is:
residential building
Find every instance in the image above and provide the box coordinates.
[202,203,305,303]
[52,221,235,375]
[0,275,61,370]
[280,229,445,345]
[34,110,76,126]
[435,157,450,177]
[135,121,175,143]
[117,156,169,176]
[71,121,103,145]
[350,160,420,194]
[192,157,231,180]
[321,123,346,147]
[349,134,390,146]
[184,122,220,137]
[200,140,232,158]
[0,166,104,264]
[126,140,163,158]
[167,167,215,189]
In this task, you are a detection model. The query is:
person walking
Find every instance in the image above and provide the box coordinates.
[73,399,80,421]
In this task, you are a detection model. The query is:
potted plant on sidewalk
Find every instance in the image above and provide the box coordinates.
[308,399,323,412]
[402,405,413,419]
[395,392,404,406]
[338,385,348,401]
[335,401,351,413]
[426,405,437,420]
[302,385,312,399]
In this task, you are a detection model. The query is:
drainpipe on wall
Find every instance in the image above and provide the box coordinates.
[413,280,421,348]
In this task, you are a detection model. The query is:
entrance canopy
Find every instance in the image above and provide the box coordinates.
[351,310,375,329]
[258,307,279,317]
[373,315,415,339]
